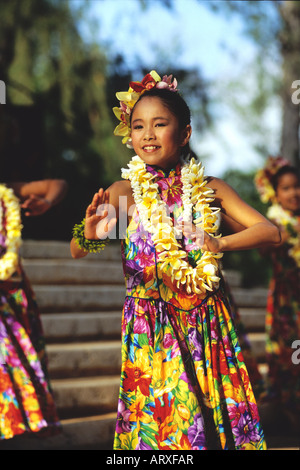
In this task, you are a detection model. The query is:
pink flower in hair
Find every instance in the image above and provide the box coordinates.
[156,74,178,92]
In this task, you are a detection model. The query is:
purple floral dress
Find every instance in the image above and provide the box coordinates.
[0,200,60,440]
[264,226,300,414]
[113,164,266,450]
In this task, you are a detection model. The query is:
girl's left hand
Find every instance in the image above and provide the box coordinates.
[181,221,222,253]
[21,195,52,216]
[201,231,222,252]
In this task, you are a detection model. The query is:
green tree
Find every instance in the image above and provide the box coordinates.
[206,0,300,169]
[0,0,130,239]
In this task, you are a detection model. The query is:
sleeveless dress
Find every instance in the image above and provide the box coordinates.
[0,194,60,440]
[113,164,266,450]
[264,224,300,414]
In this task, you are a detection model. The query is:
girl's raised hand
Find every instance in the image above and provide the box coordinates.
[84,188,117,240]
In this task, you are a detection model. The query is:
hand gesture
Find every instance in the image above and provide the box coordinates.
[21,195,52,216]
[180,220,221,253]
[84,188,117,240]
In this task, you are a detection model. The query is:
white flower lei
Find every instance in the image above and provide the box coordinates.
[0,184,22,280]
[267,203,300,268]
[121,155,223,296]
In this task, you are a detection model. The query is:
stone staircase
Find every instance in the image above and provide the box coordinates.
[19,240,124,450]
[14,240,298,450]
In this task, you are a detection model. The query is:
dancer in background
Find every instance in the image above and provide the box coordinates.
[255,156,300,434]
[71,71,281,450]
[0,178,67,446]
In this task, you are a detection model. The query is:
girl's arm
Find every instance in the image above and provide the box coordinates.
[203,178,281,253]
[220,212,246,235]
[261,217,300,256]
[10,179,68,216]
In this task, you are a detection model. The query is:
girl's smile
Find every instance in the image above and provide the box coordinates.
[142,145,161,152]
[130,96,191,170]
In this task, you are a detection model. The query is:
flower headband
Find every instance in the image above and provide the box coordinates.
[254,155,291,204]
[112,70,178,147]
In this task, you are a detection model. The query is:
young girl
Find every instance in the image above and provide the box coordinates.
[0,178,67,445]
[71,71,280,450]
[255,157,300,433]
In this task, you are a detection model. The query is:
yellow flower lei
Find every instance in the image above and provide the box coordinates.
[121,155,223,297]
[267,204,300,268]
[0,184,22,280]
[254,156,290,204]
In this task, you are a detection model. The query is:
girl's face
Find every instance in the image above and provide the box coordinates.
[276,172,300,213]
[130,96,191,170]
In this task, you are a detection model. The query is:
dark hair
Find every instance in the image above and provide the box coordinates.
[130,87,191,156]
[272,165,300,192]
[131,87,191,129]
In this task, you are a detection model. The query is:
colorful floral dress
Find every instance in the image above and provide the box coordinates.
[264,222,300,414]
[113,164,266,450]
[0,197,60,440]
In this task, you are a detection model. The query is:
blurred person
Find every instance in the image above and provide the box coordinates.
[255,156,300,434]
[0,178,67,447]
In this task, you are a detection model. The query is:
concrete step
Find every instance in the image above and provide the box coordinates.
[22,259,124,285]
[41,311,122,342]
[21,239,121,261]
[34,286,267,314]
[41,310,266,348]
[231,287,268,308]
[267,437,300,450]
[2,413,117,450]
[47,340,122,378]
[238,307,266,332]
[2,410,298,450]
[41,309,264,343]
[247,332,266,361]
[34,285,125,312]
[51,375,120,418]
[45,333,266,379]
[222,270,242,288]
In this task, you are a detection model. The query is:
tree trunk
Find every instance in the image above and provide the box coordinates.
[279,1,300,169]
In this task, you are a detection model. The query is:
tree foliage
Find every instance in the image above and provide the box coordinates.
[204,0,300,168]
[0,0,130,239]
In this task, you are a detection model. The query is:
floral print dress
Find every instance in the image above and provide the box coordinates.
[0,199,60,440]
[113,164,266,450]
[264,224,300,414]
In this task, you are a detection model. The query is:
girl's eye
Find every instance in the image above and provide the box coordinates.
[133,125,143,130]
[156,122,166,127]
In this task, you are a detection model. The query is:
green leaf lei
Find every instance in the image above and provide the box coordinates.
[72,219,109,253]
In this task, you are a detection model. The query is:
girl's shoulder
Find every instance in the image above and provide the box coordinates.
[108,179,132,195]
[205,176,246,212]
[205,176,232,195]
[107,179,134,209]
